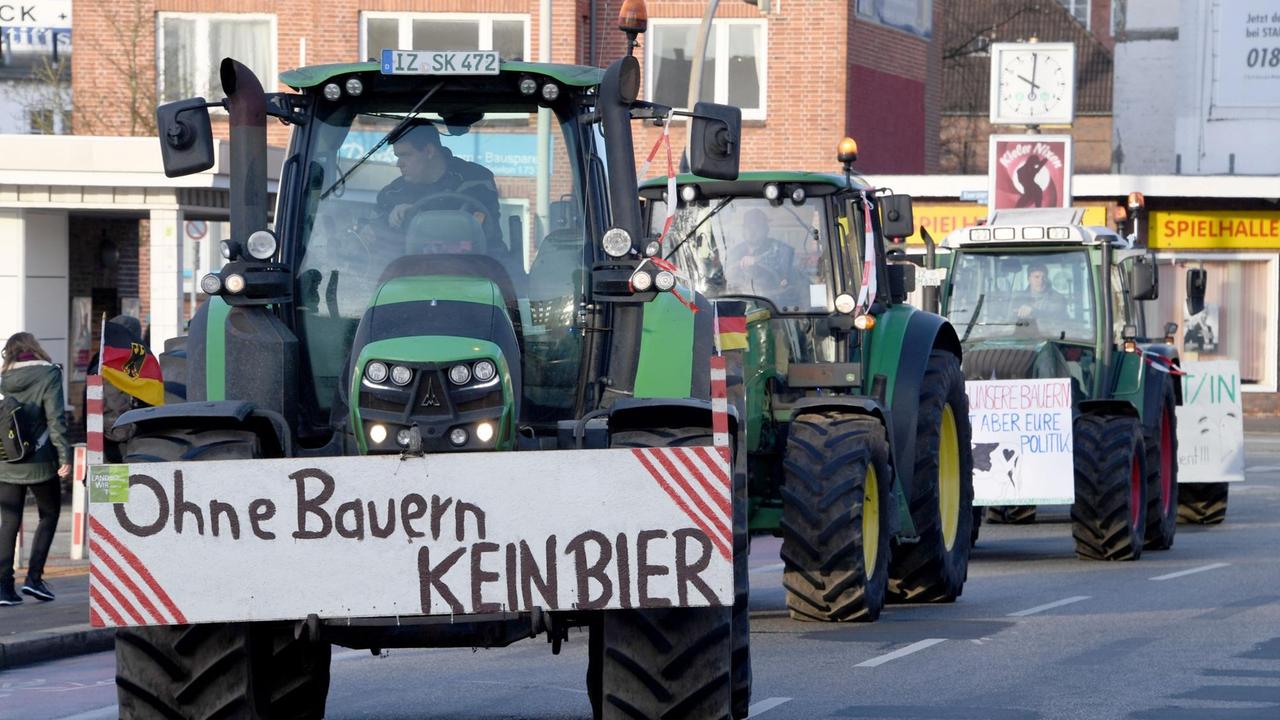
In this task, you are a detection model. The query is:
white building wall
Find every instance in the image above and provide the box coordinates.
[0,208,70,399]
[1112,0,1181,173]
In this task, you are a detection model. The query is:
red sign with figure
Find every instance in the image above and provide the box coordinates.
[987,134,1073,213]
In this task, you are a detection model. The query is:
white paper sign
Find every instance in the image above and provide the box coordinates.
[88,448,733,627]
[1176,360,1245,483]
[966,378,1074,505]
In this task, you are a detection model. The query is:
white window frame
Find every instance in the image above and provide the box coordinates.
[358,12,531,62]
[155,13,278,107]
[1153,251,1279,392]
[1056,0,1091,28]
[645,19,769,121]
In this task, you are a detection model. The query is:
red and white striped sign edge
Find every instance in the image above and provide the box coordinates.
[86,375,104,465]
[89,516,187,627]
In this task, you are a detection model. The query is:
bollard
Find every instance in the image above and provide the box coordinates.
[84,376,104,558]
[71,444,88,559]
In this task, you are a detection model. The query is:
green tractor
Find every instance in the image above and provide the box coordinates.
[639,142,976,623]
[934,200,1207,560]
[107,17,757,720]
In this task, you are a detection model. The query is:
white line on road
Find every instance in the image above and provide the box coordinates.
[750,562,786,574]
[56,706,118,720]
[1246,465,1280,473]
[1150,562,1231,581]
[855,638,946,667]
[1007,595,1091,617]
[747,697,792,717]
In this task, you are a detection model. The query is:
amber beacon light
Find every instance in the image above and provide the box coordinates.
[618,0,649,35]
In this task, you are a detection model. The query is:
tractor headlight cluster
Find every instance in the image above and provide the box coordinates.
[448,364,472,385]
[224,273,246,294]
[245,230,278,260]
[473,360,497,383]
[365,361,389,384]
[199,274,223,295]
[631,270,654,291]
[654,270,676,291]
[448,360,499,386]
[390,365,414,386]
[602,227,633,258]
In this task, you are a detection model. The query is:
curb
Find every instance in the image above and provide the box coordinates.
[0,624,115,671]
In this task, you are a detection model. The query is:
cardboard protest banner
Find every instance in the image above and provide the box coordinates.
[987,135,1073,215]
[966,378,1074,505]
[87,447,733,627]
[1176,360,1245,483]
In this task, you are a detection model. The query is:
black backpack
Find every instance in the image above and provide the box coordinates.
[0,395,37,463]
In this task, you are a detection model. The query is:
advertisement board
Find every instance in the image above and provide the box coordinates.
[987,135,1073,215]
[966,378,1075,506]
[1149,210,1280,249]
[1213,4,1280,108]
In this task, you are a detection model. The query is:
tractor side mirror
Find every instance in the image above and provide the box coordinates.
[688,102,741,180]
[156,97,216,178]
[1186,268,1207,316]
[879,194,915,241]
[1131,255,1158,301]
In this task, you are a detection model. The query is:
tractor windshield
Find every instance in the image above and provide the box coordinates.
[292,98,589,421]
[947,250,1096,343]
[651,196,835,313]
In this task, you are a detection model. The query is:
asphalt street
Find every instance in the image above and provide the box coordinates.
[4,433,1278,720]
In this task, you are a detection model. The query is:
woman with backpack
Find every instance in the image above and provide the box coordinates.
[0,332,70,605]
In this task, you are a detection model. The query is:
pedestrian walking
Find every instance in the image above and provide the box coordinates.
[0,332,71,605]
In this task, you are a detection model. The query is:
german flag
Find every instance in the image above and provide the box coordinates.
[100,322,165,407]
[714,301,748,352]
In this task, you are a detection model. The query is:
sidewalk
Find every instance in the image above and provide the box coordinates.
[1,493,113,671]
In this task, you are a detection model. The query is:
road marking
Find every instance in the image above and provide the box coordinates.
[747,697,792,717]
[1150,562,1231,581]
[1007,595,1090,617]
[1246,465,1280,473]
[56,707,118,720]
[750,562,785,574]
[855,638,946,667]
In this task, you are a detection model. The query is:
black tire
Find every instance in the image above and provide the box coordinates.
[589,427,738,720]
[970,507,983,547]
[1178,482,1229,525]
[1143,376,1179,549]
[985,505,1037,524]
[780,412,892,622]
[1071,415,1147,561]
[888,351,974,604]
[117,428,331,720]
[159,336,188,405]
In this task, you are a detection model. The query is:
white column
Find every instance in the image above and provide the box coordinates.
[0,209,27,344]
[0,209,69,378]
[149,208,185,350]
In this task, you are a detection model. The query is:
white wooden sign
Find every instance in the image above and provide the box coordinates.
[966,378,1074,505]
[87,447,732,627]
[1176,360,1245,483]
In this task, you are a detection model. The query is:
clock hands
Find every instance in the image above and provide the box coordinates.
[1027,53,1039,100]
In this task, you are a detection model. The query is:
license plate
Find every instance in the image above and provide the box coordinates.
[380,49,500,76]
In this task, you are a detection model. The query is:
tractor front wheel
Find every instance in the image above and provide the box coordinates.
[1071,415,1148,561]
[780,412,892,622]
[1178,482,1229,525]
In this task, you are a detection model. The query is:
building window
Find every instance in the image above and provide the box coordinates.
[646,20,767,120]
[359,13,530,63]
[1056,0,1090,28]
[855,0,933,38]
[157,14,275,103]
[27,108,55,134]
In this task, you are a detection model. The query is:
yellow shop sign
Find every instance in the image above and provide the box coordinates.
[1150,210,1280,249]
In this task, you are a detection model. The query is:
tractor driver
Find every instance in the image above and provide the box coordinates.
[1015,262,1067,325]
[372,122,503,252]
[727,208,795,300]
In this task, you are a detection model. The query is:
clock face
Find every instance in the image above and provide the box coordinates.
[990,43,1075,125]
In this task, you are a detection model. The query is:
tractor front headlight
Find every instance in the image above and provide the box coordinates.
[365,361,389,384]
[473,360,497,383]
[368,424,388,444]
[390,365,414,386]
[448,364,472,385]
[602,227,633,258]
[654,270,677,291]
[246,229,278,260]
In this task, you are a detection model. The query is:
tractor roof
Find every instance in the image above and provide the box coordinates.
[638,170,871,199]
[942,207,1125,249]
[280,61,605,91]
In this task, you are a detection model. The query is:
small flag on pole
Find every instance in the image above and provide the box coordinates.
[100,322,165,407]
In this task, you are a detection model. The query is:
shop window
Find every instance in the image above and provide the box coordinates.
[359,13,529,62]
[157,14,275,103]
[646,20,767,120]
[1147,254,1279,390]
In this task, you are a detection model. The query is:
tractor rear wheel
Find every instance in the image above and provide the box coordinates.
[889,351,974,604]
[1143,377,1179,549]
[116,429,331,720]
[1071,415,1147,561]
[780,412,891,622]
[589,427,740,719]
[985,506,1037,524]
[159,335,188,404]
[1178,482,1229,525]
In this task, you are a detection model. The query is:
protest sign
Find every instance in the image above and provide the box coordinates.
[1176,360,1245,483]
[966,378,1074,505]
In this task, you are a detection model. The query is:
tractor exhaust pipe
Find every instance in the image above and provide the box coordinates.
[219,58,269,244]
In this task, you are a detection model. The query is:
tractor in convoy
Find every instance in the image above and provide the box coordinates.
[934,196,1207,560]
[94,4,758,718]
[639,141,976,623]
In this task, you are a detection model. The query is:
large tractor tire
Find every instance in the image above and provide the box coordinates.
[970,507,983,547]
[1071,415,1148,561]
[117,429,332,720]
[589,427,741,719]
[1143,376,1179,549]
[888,351,974,604]
[159,335,188,404]
[1178,482,1229,525]
[780,412,892,622]
[985,505,1037,524]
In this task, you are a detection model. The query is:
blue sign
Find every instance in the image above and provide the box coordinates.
[339,130,544,178]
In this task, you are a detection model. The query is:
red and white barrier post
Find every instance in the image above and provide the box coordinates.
[70,444,89,559]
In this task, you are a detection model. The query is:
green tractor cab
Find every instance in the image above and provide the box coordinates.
[641,156,976,622]
[936,202,1207,559]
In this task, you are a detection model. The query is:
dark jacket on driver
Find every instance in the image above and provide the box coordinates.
[376,155,503,246]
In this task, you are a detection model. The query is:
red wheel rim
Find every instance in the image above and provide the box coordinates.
[1131,453,1143,530]
[1160,408,1173,515]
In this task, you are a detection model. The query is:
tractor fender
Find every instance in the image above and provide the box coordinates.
[115,400,292,457]
[608,397,740,439]
[1077,399,1140,420]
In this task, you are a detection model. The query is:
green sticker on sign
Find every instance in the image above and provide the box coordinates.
[89,465,130,503]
